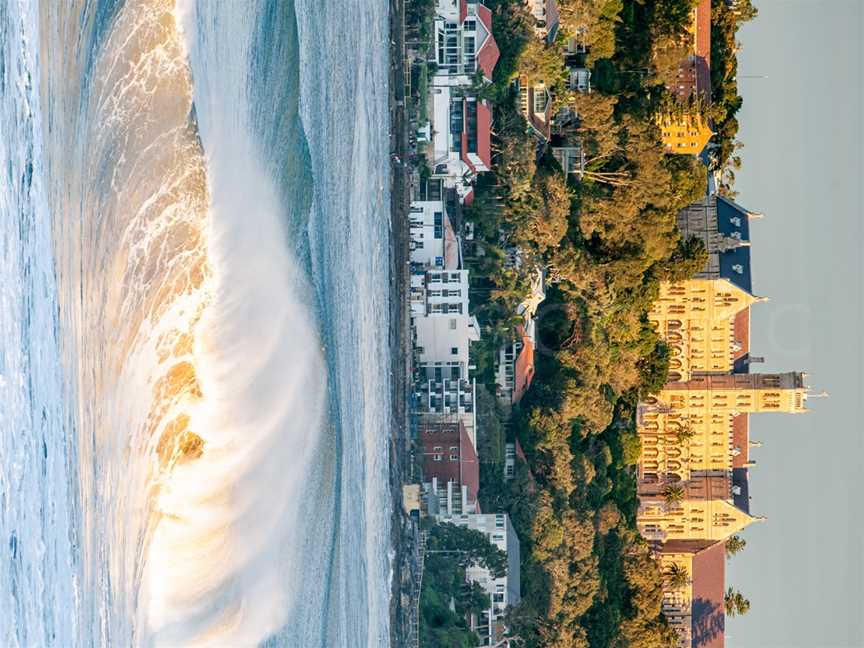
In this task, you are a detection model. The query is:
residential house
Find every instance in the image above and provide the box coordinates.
[552,142,585,177]
[518,76,554,141]
[658,111,714,155]
[430,0,499,200]
[525,0,560,43]
[668,0,712,103]
[496,268,545,405]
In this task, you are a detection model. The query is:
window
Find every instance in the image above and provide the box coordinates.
[450,446,459,453]
[449,318,457,330]
[433,446,442,452]
[449,454,459,461]
[433,212,443,239]
[414,241,424,249]
[533,89,547,114]
[464,19,476,31]
[451,347,459,355]
[433,454,442,461]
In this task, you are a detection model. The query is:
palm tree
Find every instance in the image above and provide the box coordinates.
[724,587,751,617]
[662,484,685,505]
[725,535,747,558]
[675,423,697,444]
[664,563,689,589]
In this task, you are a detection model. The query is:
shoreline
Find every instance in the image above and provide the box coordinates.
[387,0,420,646]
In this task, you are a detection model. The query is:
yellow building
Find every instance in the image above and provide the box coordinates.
[657,540,726,648]
[637,372,808,484]
[638,475,764,543]
[650,278,759,382]
[658,111,714,155]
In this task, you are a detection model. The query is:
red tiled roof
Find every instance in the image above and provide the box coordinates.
[459,422,480,503]
[476,99,492,169]
[695,0,711,62]
[459,0,468,23]
[691,541,726,648]
[463,188,475,206]
[475,4,500,79]
[695,0,711,98]
[731,414,749,469]
[420,420,479,503]
[733,307,750,363]
[512,330,536,404]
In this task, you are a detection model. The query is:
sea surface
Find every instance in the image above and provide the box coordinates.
[0,0,392,646]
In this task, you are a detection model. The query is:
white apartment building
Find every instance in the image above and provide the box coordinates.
[409,199,461,268]
[433,513,522,647]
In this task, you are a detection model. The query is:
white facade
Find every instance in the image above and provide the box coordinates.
[433,0,493,83]
[409,200,446,267]
[426,477,479,517]
[415,311,479,367]
[431,88,488,187]
[434,513,522,646]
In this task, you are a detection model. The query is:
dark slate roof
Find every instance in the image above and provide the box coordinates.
[732,467,750,514]
[716,196,751,241]
[715,196,752,293]
[718,245,752,294]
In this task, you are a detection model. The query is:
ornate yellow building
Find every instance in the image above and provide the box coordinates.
[637,372,808,485]
[650,279,759,382]
[637,474,764,543]
[635,194,814,648]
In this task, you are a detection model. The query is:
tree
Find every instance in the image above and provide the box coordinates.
[428,522,508,578]
[664,563,689,589]
[674,423,697,444]
[725,535,747,557]
[662,484,685,505]
[724,587,751,617]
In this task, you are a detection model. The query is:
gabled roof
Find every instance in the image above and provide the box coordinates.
[732,467,750,514]
[691,541,726,648]
[732,307,751,372]
[459,422,480,503]
[731,414,750,469]
[475,4,500,79]
[476,99,493,168]
[545,0,560,44]
[512,330,536,404]
[694,0,712,97]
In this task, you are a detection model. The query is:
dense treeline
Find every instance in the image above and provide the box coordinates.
[463,1,719,646]
[709,0,758,194]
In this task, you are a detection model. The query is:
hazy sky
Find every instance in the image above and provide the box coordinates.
[726,2,864,647]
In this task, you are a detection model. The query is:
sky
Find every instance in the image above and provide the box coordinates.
[726,1,864,647]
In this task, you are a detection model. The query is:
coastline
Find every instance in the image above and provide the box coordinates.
[387,0,419,645]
